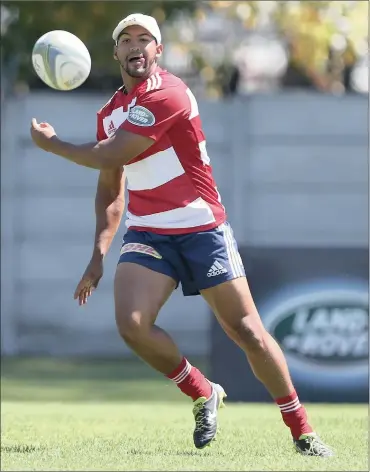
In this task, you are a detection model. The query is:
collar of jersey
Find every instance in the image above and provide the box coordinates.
[120,65,163,95]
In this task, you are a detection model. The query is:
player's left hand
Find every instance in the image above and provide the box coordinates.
[30,118,57,151]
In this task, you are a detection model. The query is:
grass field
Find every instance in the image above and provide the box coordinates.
[1,358,368,471]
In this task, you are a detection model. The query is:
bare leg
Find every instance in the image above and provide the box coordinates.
[114,262,181,373]
[114,262,212,402]
[201,277,322,446]
[202,277,294,397]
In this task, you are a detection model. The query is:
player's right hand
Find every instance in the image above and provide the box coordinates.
[30,118,57,151]
[74,257,103,306]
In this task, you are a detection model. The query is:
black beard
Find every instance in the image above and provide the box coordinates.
[124,67,146,78]
[122,57,154,78]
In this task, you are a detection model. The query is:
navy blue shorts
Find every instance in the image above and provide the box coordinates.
[118,221,246,296]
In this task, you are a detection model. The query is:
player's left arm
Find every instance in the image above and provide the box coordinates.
[30,87,187,169]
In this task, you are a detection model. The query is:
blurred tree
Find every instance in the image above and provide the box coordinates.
[1,0,196,89]
[1,1,367,95]
[204,1,367,96]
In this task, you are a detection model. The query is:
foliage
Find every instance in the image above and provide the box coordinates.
[1,1,368,95]
[1,0,196,88]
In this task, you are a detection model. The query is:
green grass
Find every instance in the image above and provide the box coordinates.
[1,358,368,471]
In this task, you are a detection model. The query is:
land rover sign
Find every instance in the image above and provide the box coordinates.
[263,289,368,389]
[210,247,368,402]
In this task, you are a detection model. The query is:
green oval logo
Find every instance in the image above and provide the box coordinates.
[127,105,155,127]
[264,290,369,370]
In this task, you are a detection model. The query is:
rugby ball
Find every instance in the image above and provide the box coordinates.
[32,30,91,91]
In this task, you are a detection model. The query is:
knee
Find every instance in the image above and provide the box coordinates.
[226,316,268,354]
[116,309,152,345]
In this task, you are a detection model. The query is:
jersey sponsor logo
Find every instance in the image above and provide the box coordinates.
[120,242,162,259]
[127,105,155,127]
[263,287,368,374]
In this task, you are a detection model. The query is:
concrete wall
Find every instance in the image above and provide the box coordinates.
[1,91,367,356]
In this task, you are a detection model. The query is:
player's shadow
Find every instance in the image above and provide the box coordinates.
[1,444,46,454]
[128,448,222,457]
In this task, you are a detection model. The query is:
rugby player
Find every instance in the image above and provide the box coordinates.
[30,13,333,456]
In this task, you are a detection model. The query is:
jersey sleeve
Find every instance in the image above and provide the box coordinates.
[120,86,189,141]
[96,110,106,141]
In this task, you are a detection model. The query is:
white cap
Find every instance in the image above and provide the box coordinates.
[112,13,161,44]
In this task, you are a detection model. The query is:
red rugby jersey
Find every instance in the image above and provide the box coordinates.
[96,66,226,234]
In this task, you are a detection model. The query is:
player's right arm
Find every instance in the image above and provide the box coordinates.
[30,82,189,169]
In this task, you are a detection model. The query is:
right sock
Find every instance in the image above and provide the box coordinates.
[166,357,212,401]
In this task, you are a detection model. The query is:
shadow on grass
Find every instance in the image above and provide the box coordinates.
[128,448,216,457]
[1,357,208,403]
[1,444,46,454]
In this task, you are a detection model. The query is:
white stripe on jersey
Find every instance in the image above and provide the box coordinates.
[125,147,185,191]
[199,141,210,165]
[146,76,153,92]
[146,73,162,92]
[186,88,199,119]
[125,198,216,230]
[154,72,162,89]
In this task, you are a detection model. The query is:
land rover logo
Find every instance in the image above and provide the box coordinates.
[127,106,155,127]
[263,289,368,372]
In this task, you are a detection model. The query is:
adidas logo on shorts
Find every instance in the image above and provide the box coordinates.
[207,260,228,277]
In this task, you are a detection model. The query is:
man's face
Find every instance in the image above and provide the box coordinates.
[114,25,162,78]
